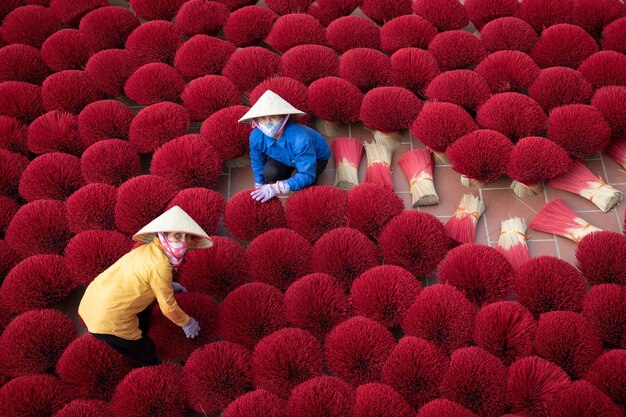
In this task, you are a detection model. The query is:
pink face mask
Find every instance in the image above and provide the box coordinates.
[157,232,188,269]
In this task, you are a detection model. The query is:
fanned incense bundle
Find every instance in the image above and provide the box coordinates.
[605,136,626,170]
[399,149,438,207]
[445,194,485,244]
[547,160,623,212]
[530,198,602,243]
[496,217,530,271]
[331,137,364,191]
[363,136,399,190]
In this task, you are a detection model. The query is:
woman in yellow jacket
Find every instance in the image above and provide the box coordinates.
[78,206,213,366]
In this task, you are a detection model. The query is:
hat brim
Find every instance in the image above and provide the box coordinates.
[133,232,213,249]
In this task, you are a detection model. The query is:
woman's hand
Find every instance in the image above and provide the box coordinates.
[182,317,200,338]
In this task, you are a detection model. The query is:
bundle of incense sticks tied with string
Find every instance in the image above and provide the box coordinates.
[445,194,485,244]
[399,148,439,207]
[529,198,602,243]
[605,136,626,170]
[546,160,623,212]
[331,137,364,191]
[363,135,400,190]
[496,217,530,271]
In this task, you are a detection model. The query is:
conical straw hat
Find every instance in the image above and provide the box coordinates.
[133,206,213,249]
[238,90,305,123]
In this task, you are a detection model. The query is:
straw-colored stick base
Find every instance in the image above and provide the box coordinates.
[511,180,542,198]
[410,182,439,207]
[581,185,624,213]
[373,130,402,148]
[225,154,251,168]
[433,151,449,165]
[334,165,359,191]
[461,175,485,188]
[315,119,341,137]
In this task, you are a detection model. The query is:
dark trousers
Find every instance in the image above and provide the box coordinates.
[90,306,161,367]
[264,157,328,184]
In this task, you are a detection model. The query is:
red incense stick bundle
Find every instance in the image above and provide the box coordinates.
[363,136,399,190]
[399,148,438,207]
[530,198,602,243]
[445,194,485,244]
[496,217,530,271]
[547,160,623,212]
[605,136,626,170]
[331,137,364,191]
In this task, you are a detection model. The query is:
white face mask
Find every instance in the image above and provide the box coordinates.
[258,119,284,137]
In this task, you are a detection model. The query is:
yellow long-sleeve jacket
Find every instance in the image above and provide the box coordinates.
[78,237,190,340]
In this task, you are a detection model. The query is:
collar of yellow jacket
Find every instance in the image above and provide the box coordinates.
[132,206,213,249]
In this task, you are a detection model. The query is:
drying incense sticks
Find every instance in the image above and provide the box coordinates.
[529,198,602,243]
[547,160,623,212]
[605,136,626,170]
[496,217,530,271]
[445,194,486,244]
[331,137,364,191]
[399,149,439,207]
[363,136,399,190]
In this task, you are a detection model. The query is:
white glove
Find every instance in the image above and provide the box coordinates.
[172,282,187,293]
[250,181,290,202]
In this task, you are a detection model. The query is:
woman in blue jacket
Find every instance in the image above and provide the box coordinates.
[238,90,331,202]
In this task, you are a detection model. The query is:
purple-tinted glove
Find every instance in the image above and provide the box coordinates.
[172,282,187,293]
[182,317,200,338]
[250,181,290,202]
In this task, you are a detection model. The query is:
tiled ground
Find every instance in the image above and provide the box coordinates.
[217,123,625,269]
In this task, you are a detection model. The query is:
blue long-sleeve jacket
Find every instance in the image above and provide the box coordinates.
[249,121,331,191]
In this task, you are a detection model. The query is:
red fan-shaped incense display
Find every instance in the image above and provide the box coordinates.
[178,236,247,300]
[279,44,339,86]
[425,70,491,113]
[428,30,487,72]
[530,24,598,69]
[547,104,612,159]
[308,77,362,137]
[360,0,412,24]
[219,282,287,350]
[550,380,623,417]
[56,334,135,401]
[184,341,251,414]
[576,230,626,286]
[0,254,75,312]
[352,383,416,417]
[339,48,391,92]
[412,0,468,31]
[474,301,536,366]
[584,350,626,408]
[475,51,540,93]
[445,194,485,245]
[175,0,229,36]
[128,102,190,154]
[307,0,362,27]
[528,67,593,112]
[516,0,574,31]
[464,0,519,29]
[379,211,448,278]
[0,81,45,124]
[380,15,437,55]
[81,140,140,186]
[361,86,422,143]
[480,17,539,53]
[351,265,421,329]
[569,0,626,39]
[402,284,476,354]
[0,309,77,377]
[476,93,547,143]
[65,183,117,233]
[0,374,77,417]
[602,16,626,54]
[284,273,351,340]
[506,355,571,417]
[325,316,396,385]
[183,76,241,122]
[247,228,312,292]
[174,35,236,80]
[42,70,105,114]
[285,186,348,242]
[287,376,355,417]
[548,160,622,213]
[0,115,28,154]
[347,182,404,240]
[223,6,278,47]
[382,336,449,410]
[40,28,95,72]
[592,86,626,138]
[582,284,626,348]
[224,189,287,242]
[55,400,113,417]
[79,6,140,50]
[49,0,107,26]
[265,13,325,53]
[447,129,513,187]
[222,390,287,417]
[325,16,380,53]
[222,46,280,93]
[27,110,83,156]
[125,20,184,65]
[200,105,251,164]
[508,136,572,198]
[417,399,478,417]
[84,49,137,98]
[252,328,323,398]
[390,48,440,98]
[535,311,603,378]
[124,63,185,106]
[1,5,60,48]
[0,44,49,85]
[18,152,84,202]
